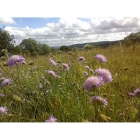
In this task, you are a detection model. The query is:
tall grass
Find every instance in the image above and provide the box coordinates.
[0,44,140,122]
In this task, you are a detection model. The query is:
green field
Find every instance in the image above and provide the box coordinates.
[0,44,140,122]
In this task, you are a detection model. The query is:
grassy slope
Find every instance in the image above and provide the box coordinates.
[0,44,140,122]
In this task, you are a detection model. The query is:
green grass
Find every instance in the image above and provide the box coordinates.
[0,44,140,122]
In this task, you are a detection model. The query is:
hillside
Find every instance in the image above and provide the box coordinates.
[67,40,123,49]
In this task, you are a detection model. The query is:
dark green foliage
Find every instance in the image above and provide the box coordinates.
[59,45,71,52]
[0,27,15,56]
[123,31,140,47]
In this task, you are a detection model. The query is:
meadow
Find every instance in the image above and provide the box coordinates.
[0,44,140,122]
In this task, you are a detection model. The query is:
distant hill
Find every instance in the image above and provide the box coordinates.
[67,40,123,49]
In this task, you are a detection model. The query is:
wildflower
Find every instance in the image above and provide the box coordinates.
[120,113,125,116]
[39,84,42,88]
[49,59,57,66]
[91,96,108,107]
[100,114,111,121]
[78,56,85,61]
[95,68,113,83]
[62,63,69,71]
[46,70,60,78]
[13,95,22,102]
[83,72,88,76]
[45,115,57,122]
[84,66,90,69]
[83,76,104,92]
[133,89,140,96]
[1,78,12,87]
[95,54,107,63]
[0,106,8,114]
[0,94,5,97]
[128,89,140,97]
[7,55,26,67]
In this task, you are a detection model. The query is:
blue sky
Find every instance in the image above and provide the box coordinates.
[12,18,60,28]
[0,0,139,47]
[1,17,140,47]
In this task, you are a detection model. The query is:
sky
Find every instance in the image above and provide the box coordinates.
[1,17,140,47]
[0,1,140,140]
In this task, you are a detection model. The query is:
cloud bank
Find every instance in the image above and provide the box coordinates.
[2,17,140,47]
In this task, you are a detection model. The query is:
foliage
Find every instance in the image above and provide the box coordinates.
[0,44,140,122]
[0,27,15,56]
[123,31,140,47]
[59,45,71,52]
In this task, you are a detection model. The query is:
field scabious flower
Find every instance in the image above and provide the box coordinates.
[49,59,57,66]
[62,63,69,71]
[7,55,26,67]
[84,66,90,69]
[0,106,8,114]
[132,89,140,96]
[128,88,140,97]
[1,78,12,87]
[46,70,60,78]
[95,54,107,63]
[0,94,5,97]
[95,68,113,83]
[91,96,108,107]
[83,76,104,92]
[45,115,57,122]
[78,56,85,61]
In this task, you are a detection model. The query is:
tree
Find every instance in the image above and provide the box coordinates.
[19,38,38,56]
[0,27,15,53]
[59,45,71,52]
[84,44,91,50]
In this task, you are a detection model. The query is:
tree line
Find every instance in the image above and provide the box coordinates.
[0,27,57,57]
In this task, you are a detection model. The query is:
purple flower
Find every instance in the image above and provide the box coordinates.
[62,63,69,71]
[78,56,85,61]
[84,66,90,69]
[46,70,60,78]
[83,72,88,76]
[128,89,140,97]
[1,78,12,87]
[91,96,108,107]
[7,55,26,67]
[0,106,8,114]
[132,89,140,96]
[49,59,57,66]
[45,115,57,122]
[95,68,113,83]
[120,113,125,116]
[0,94,5,97]
[83,76,104,92]
[95,54,107,63]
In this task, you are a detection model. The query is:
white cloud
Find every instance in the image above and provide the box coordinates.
[0,17,16,24]
[3,17,140,47]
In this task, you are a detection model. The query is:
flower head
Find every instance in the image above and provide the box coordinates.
[49,59,57,66]
[78,56,85,61]
[84,66,90,69]
[95,54,107,63]
[7,55,26,67]
[91,96,108,107]
[0,94,5,97]
[83,76,104,92]
[62,63,69,71]
[46,70,60,78]
[95,68,113,83]
[0,106,8,114]
[1,78,12,87]
[128,88,140,97]
[45,115,57,122]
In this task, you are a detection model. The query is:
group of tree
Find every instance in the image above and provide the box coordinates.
[0,27,57,57]
[123,31,140,47]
